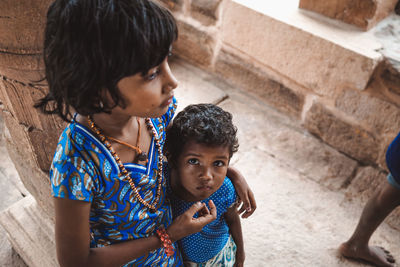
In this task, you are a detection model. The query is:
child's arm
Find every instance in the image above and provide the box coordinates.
[224,205,245,267]
[227,166,257,218]
[54,198,216,267]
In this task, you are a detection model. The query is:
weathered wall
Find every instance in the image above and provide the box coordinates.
[0,0,63,216]
[0,1,62,266]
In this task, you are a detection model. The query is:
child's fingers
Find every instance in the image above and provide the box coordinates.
[195,200,216,225]
[208,200,217,217]
[185,202,205,217]
[242,190,256,218]
[198,204,210,217]
[237,202,246,215]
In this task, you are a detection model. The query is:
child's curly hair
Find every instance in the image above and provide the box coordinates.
[35,0,177,122]
[165,104,239,164]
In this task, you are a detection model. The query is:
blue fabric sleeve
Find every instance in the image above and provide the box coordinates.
[161,97,177,127]
[223,177,238,210]
[387,173,400,190]
[50,129,96,202]
[386,131,400,184]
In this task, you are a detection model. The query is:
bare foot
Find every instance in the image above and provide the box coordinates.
[339,242,395,267]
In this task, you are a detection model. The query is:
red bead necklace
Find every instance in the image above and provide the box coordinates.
[87,116,163,211]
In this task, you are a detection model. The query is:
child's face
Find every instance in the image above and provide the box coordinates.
[111,56,178,118]
[174,140,230,202]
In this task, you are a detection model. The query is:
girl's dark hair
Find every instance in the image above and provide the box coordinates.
[164,104,239,164]
[35,0,178,122]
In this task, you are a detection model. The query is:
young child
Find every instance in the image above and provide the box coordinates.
[35,1,255,266]
[339,131,400,267]
[164,104,245,267]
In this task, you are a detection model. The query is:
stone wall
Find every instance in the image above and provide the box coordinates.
[0,0,62,266]
[157,0,400,226]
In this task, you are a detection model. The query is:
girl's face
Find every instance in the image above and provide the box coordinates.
[112,56,178,118]
[174,140,230,202]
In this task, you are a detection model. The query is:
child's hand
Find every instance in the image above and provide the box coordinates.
[236,187,256,219]
[227,166,257,218]
[167,200,217,241]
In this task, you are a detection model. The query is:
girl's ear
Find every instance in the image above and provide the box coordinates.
[166,153,178,169]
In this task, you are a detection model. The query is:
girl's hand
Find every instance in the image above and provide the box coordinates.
[167,200,217,241]
[227,166,256,218]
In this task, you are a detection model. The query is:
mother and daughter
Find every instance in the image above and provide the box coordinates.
[36,0,255,266]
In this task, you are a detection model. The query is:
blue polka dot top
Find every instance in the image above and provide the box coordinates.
[168,174,237,263]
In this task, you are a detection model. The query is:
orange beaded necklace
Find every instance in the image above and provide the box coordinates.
[87,116,163,211]
[105,117,148,163]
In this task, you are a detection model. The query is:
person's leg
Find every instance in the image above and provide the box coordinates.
[339,176,400,266]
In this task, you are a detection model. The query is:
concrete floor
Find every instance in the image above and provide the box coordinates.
[1,58,400,266]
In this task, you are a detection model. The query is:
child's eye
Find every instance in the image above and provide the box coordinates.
[146,68,160,81]
[214,161,225,167]
[188,158,199,165]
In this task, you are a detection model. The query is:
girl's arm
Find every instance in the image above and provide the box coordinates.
[227,166,257,218]
[224,206,245,267]
[55,198,216,267]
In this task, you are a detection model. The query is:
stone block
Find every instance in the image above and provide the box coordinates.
[222,0,382,96]
[0,79,64,172]
[0,195,57,267]
[381,62,400,96]
[219,96,357,191]
[2,113,55,218]
[335,88,400,135]
[191,0,224,25]
[215,47,305,119]
[0,53,44,85]
[0,79,43,130]
[0,0,51,52]
[345,166,386,203]
[0,232,27,267]
[299,0,398,30]
[0,0,49,83]
[304,102,379,164]
[174,18,218,67]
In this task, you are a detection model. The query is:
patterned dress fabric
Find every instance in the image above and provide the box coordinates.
[183,236,237,267]
[50,99,182,266]
[168,174,237,264]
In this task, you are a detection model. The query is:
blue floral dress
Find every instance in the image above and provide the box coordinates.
[50,99,182,266]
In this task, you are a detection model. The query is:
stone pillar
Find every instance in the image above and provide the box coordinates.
[158,0,227,67]
[0,1,64,266]
[299,0,398,30]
